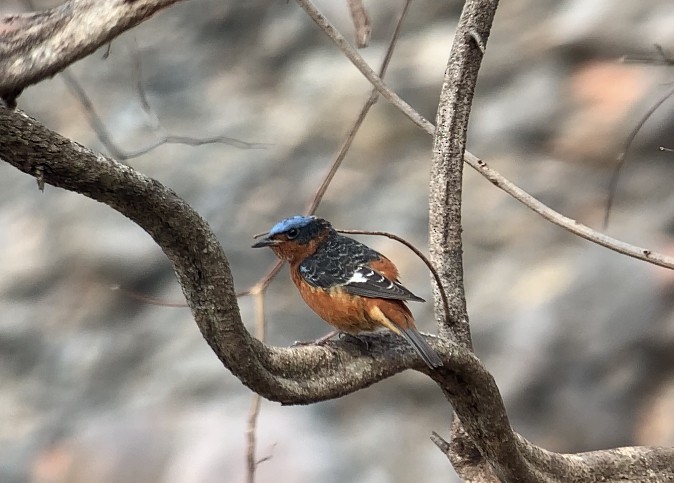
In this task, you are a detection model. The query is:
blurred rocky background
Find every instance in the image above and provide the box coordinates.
[2,0,674,482]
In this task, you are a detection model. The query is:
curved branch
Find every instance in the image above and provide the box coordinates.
[337,228,451,335]
[0,108,442,404]
[0,0,185,103]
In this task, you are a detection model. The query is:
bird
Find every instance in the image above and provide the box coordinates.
[251,215,443,369]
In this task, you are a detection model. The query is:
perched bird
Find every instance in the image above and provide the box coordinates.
[252,215,442,369]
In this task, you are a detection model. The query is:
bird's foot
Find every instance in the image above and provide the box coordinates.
[292,330,340,347]
[339,332,370,350]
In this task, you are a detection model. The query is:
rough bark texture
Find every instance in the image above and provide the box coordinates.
[0,0,184,103]
[429,0,496,348]
[428,1,502,479]
[1,1,674,481]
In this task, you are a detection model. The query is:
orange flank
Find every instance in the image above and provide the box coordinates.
[367,256,399,280]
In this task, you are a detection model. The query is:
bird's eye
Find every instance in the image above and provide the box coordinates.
[286,228,300,240]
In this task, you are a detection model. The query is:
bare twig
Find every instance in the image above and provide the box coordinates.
[604,83,674,227]
[621,44,674,66]
[305,0,411,214]
[430,431,451,454]
[60,69,128,160]
[245,291,267,483]
[470,152,674,269]
[337,228,451,336]
[296,0,674,272]
[122,134,270,159]
[130,41,162,133]
[125,45,271,157]
[295,0,433,134]
[347,0,371,48]
[61,68,269,161]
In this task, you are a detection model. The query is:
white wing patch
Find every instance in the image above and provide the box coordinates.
[346,269,370,284]
[342,267,424,302]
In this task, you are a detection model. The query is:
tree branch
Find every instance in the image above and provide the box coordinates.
[429,0,498,346]
[0,107,447,404]
[427,1,532,480]
[0,0,185,103]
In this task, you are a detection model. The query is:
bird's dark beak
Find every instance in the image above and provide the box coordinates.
[251,236,280,248]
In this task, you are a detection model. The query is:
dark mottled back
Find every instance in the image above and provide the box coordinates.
[299,234,381,286]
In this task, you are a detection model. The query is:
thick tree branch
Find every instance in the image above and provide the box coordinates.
[0,107,449,404]
[429,0,498,346]
[428,0,503,480]
[0,0,185,103]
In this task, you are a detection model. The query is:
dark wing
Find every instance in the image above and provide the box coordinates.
[298,234,381,289]
[298,257,347,289]
[341,266,425,302]
[298,233,424,302]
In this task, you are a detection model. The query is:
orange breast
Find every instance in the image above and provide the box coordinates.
[290,264,416,334]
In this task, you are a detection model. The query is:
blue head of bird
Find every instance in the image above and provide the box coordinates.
[252,215,333,261]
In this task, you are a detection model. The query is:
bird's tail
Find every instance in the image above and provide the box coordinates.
[399,327,443,369]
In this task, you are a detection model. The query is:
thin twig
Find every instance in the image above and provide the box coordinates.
[604,83,674,227]
[337,229,451,331]
[347,0,371,48]
[297,0,674,272]
[469,152,674,269]
[295,0,433,134]
[430,431,451,454]
[621,44,674,66]
[61,55,267,162]
[245,394,262,483]
[245,291,268,483]
[130,40,163,133]
[127,46,271,155]
[61,69,127,160]
[305,0,411,214]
